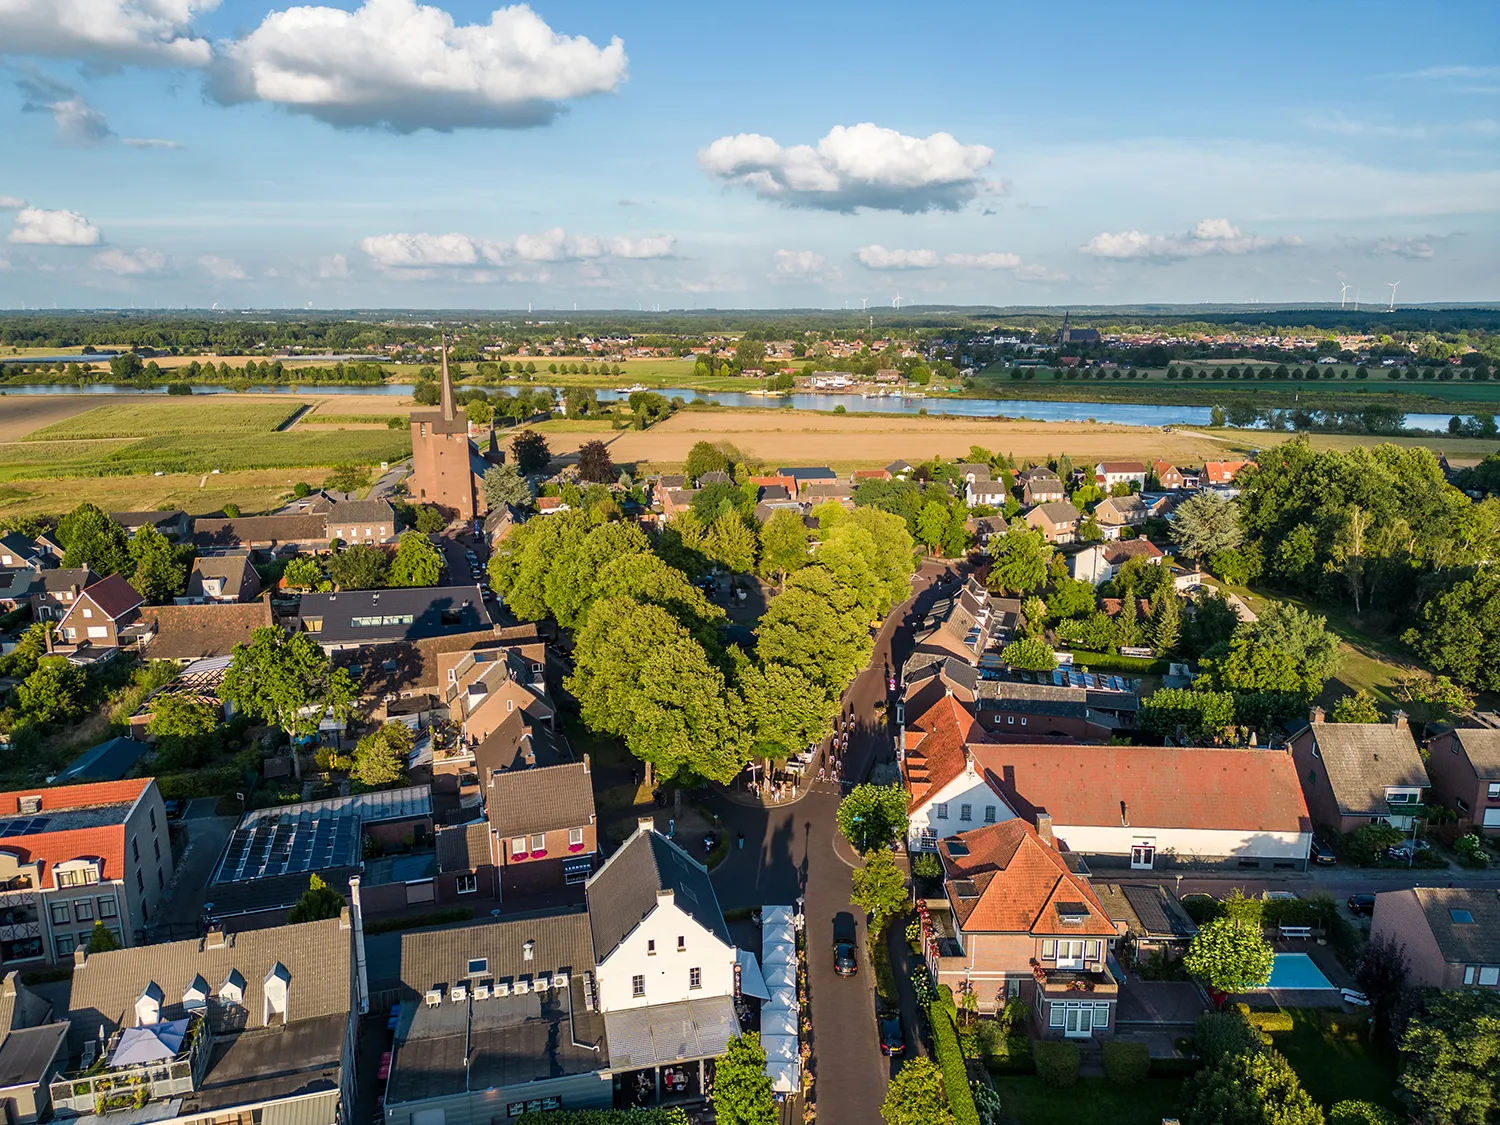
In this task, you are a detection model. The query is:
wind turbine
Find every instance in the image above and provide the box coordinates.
[1339,281,1351,308]
[860,297,869,311]
[892,291,903,310]
[1387,281,1400,312]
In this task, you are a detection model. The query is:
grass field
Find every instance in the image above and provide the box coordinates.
[0,470,312,520]
[25,400,305,440]
[104,431,411,473]
[989,1077,1182,1125]
[1271,1009,1402,1115]
[299,413,402,426]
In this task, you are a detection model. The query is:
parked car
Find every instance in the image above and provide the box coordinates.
[878,1012,904,1056]
[1347,894,1376,916]
[163,799,186,820]
[834,941,858,976]
[1310,838,1337,865]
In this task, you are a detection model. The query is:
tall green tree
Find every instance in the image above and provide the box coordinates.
[129,525,189,602]
[147,695,222,769]
[483,464,532,509]
[881,1056,956,1125]
[16,656,86,725]
[1396,989,1500,1125]
[58,503,130,575]
[1246,603,1342,696]
[287,873,345,923]
[282,555,330,592]
[836,784,911,853]
[1001,635,1056,672]
[351,722,412,786]
[710,1033,778,1125]
[1140,688,1235,744]
[851,846,908,937]
[487,510,591,620]
[388,531,444,587]
[757,508,810,588]
[684,440,730,483]
[327,544,389,590]
[1331,690,1382,723]
[739,660,836,763]
[1184,918,1275,992]
[1171,492,1245,561]
[1149,586,1182,655]
[756,569,872,695]
[1182,1049,1324,1125]
[220,628,357,778]
[705,512,757,574]
[987,524,1050,595]
[544,520,651,629]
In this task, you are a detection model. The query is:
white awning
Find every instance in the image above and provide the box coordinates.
[763,906,795,928]
[761,1006,797,1037]
[736,949,770,1000]
[761,939,795,967]
[763,961,795,991]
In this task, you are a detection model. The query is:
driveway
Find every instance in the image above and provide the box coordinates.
[148,805,237,941]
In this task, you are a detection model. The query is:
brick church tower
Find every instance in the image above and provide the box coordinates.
[408,339,488,523]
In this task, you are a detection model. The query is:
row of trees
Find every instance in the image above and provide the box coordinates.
[280,532,444,592]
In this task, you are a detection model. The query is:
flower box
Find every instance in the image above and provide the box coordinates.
[568,843,585,853]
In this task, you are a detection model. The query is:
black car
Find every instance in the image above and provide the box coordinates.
[833,941,858,976]
[163,799,186,820]
[1347,893,1376,916]
[1310,838,1337,865]
[878,1012,904,1056]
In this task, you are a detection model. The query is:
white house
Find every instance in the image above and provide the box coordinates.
[965,480,1011,509]
[1070,539,1164,586]
[586,818,739,1013]
[900,695,1017,851]
[1094,462,1148,491]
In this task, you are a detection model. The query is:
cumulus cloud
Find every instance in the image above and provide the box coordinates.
[0,0,218,67]
[769,249,840,284]
[8,207,101,245]
[209,0,628,132]
[698,122,995,213]
[360,227,674,270]
[317,253,351,279]
[122,137,181,148]
[856,245,1027,271]
[0,196,24,210]
[92,247,166,274]
[1373,236,1436,260]
[198,254,246,279]
[1082,218,1300,261]
[16,70,114,144]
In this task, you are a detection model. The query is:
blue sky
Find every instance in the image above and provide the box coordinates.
[2,0,1496,309]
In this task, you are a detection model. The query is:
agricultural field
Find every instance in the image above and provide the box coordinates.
[25,399,305,440]
[0,393,165,441]
[0,470,311,521]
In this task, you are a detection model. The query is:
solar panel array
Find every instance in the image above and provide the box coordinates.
[0,818,53,837]
[216,809,359,883]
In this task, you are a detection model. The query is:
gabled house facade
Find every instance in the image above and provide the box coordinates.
[1288,710,1429,835]
[1018,470,1065,507]
[178,552,261,604]
[1091,495,1148,540]
[27,568,97,623]
[1025,501,1081,545]
[901,695,1008,851]
[1069,539,1164,586]
[1370,887,1500,991]
[488,760,598,897]
[1094,462,1147,490]
[56,576,145,650]
[1425,723,1500,835]
[965,480,1011,509]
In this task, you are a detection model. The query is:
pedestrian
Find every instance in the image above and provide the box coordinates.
[818,766,826,782]
[737,831,745,850]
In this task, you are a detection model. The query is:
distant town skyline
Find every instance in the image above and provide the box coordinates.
[2,0,1497,309]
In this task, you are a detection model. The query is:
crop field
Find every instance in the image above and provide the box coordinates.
[25,400,305,440]
[0,470,311,521]
[298,413,402,426]
[102,431,411,474]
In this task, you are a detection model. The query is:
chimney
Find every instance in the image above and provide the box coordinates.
[73,947,86,969]
[348,876,369,1014]
[637,816,655,836]
[205,925,226,950]
[1309,705,1325,725]
[1392,709,1410,731]
[1035,812,1054,847]
[655,888,675,907]
[69,584,79,598]
[582,753,591,776]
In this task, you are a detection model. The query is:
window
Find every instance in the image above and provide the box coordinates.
[984,805,997,824]
[57,866,99,888]
[1465,966,1475,985]
[150,809,157,832]
[511,837,527,857]
[631,975,645,998]
[933,803,949,820]
[136,871,144,893]
[530,833,545,853]
[455,874,477,895]
[1041,940,1056,960]
[1020,717,1027,726]
[677,935,686,952]
[50,903,70,924]
[1481,966,1500,987]
[154,838,161,861]
[98,897,117,919]
[82,607,92,618]
[960,804,972,822]
[131,838,140,863]
[74,900,93,922]
[689,967,702,990]
[1457,797,1471,814]
[1049,1004,1065,1028]
[1490,783,1500,799]
[648,940,656,955]
[54,934,75,958]
[1006,715,1014,725]
[467,958,488,976]
[1130,844,1155,871]
[351,614,415,628]
[569,827,584,847]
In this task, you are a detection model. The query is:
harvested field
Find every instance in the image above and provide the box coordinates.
[0,394,164,442]
[0,470,313,520]
[26,399,304,440]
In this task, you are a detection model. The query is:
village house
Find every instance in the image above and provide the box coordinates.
[777,466,838,491]
[1094,462,1148,491]
[1370,887,1500,991]
[1425,721,1500,834]
[924,819,1119,1035]
[1150,462,1199,491]
[1017,468,1065,507]
[956,463,991,485]
[1091,495,1148,540]
[487,761,598,897]
[27,568,97,623]
[56,575,147,650]
[297,586,493,654]
[965,480,1011,509]
[1203,460,1256,486]
[0,533,54,570]
[907,576,1013,666]
[193,515,329,555]
[109,510,191,541]
[317,498,398,546]
[177,551,261,604]
[1069,539,1164,586]
[1287,709,1429,836]
[1025,501,1081,545]
[900,695,1001,852]
[143,599,276,664]
[969,516,1007,554]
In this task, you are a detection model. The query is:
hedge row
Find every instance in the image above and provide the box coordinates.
[516,1111,690,1125]
[929,988,981,1125]
[1032,1039,1080,1088]
[1102,1040,1151,1084]
[155,767,244,800]
[1238,1006,1295,1033]
[364,907,474,935]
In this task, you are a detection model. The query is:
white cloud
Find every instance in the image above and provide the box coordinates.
[122,137,181,148]
[1082,218,1301,261]
[0,0,218,67]
[1405,65,1499,80]
[360,227,673,270]
[210,0,627,132]
[1373,237,1436,260]
[8,207,101,245]
[0,196,24,209]
[699,122,996,213]
[198,254,246,279]
[769,249,839,283]
[317,253,351,278]
[856,245,940,270]
[16,70,113,144]
[92,246,166,274]
[944,251,1023,270]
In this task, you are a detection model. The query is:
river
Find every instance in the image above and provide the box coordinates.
[0,381,1466,433]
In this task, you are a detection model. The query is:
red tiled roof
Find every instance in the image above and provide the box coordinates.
[0,779,150,885]
[1099,597,1151,619]
[0,779,151,814]
[902,695,992,812]
[941,819,1116,935]
[1103,539,1163,564]
[62,574,142,622]
[968,744,1309,835]
[1204,460,1256,483]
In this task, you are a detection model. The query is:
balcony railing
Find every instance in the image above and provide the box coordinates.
[50,1015,211,1116]
[1030,959,1118,997]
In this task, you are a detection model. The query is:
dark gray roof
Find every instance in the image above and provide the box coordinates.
[602,995,737,1069]
[298,585,492,645]
[185,552,258,601]
[776,466,837,483]
[586,828,731,963]
[1306,722,1428,815]
[0,569,33,601]
[30,567,96,596]
[56,736,148,783]
[1030,500,1081,525]
[1408,887,1500,965]
[1096,884,1199,940]
[802,482,852,500]
[435,821,492,874]
[473,710,566,775]
[956,463,992,481]
[0,1023,66,1089]
[0,534,41,564]
[487,761,594,837]
[194,515,328,549]
[64,916,351,1049]
[196,1015,345,1112]
[0,975,52,1035]
[316,498,395,526]
[397,913,595,999]
[1455,728,1500,778]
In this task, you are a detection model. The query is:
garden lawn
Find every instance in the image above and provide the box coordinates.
[25,400,305,439]
[989,1077,1181,1125]
[1271,1008,1401,1115]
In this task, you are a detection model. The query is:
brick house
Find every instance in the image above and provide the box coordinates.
[488,761,598,897]
[1018,469,1065,507]
[1424,723,1500,834]
[27,568,97,623]
[900,694,1001,852]
[1092,495,1148,540]
[924,819,1120,1035]
[1371,887,1500,990]
[56,575,146,649]
[434,820,498,904]
[1203,460,1256,486]
[1025,501,1081,544]
[193,515,330,554]
[1288,710,1429,836]
[179,551,262,604]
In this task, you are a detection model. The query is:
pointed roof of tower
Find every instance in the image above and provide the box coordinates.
[440,335,456,423]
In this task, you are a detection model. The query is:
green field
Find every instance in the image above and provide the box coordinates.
[0,431,410,480]
[0,439,135,466]
[300,414,402,425]
[24,400,306,440]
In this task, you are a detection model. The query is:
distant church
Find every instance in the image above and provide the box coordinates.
[1057,312,1100,345]
[408,340,501,524]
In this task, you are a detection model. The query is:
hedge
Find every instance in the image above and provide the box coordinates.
[928,990,981,1125]
[1032,1040,1080,1088]
[1066,650,1168,674]
[983,1032,1035,1074]
[1102,1040,1151,1084]
[365,907,474,935]
[1242,1008,1294,1033]
[155,767,244,800]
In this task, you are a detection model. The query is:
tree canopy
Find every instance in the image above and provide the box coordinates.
[388,531,444,587]
[709,1034,778,1125]
[1184,918,1275,992]
[288,873,345,924]
[58,503,130,575]
[836,784,910,853]
[220,628,356,774]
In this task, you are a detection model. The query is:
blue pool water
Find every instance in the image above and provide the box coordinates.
[1263,953,1336,990]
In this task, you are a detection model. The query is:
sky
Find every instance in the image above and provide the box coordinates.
[1,0,1497,310]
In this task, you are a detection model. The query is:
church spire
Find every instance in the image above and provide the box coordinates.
[440,334,456,423]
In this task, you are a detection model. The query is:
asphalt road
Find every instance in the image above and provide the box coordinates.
[707,558,963,1123]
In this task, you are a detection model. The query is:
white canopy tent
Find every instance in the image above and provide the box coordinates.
[110,1020,189,1067]
[760,1005,798,1037]
[760,904,801,1095]
[735,948,770,1001]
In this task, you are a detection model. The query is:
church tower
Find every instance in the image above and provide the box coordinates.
[408,336,487,523]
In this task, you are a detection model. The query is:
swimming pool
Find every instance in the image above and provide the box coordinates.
[1263,952,1337,990]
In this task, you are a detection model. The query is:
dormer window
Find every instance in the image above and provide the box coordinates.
[183,974,209,1012]
[263,963,289,1025]
[219,970,245,1006]
[55,860,100,889]
[135,982,164,1026]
